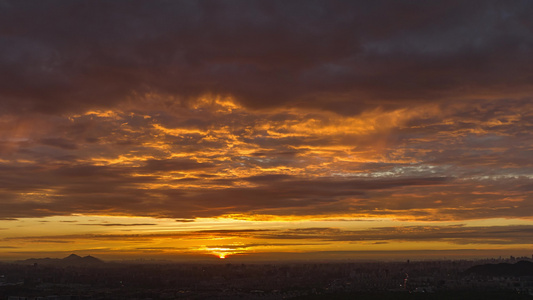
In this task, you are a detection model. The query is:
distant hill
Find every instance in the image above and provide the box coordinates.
[465,260,533,276]
[19,254,104,266]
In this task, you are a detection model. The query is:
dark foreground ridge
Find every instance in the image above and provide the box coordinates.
[1,256,533,299]
[466,260,533,277]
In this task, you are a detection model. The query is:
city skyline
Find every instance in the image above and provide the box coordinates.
[0,1,532,261]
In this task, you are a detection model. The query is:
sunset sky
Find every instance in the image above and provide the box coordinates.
[1,1,532,261]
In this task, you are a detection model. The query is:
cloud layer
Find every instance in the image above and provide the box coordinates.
[0,96,531,221]
[8,224,533,246]
[0,1,532,226]
[1,1,533,114]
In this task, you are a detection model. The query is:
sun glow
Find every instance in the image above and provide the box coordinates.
[212,250,236,259]
[196,246,242,259]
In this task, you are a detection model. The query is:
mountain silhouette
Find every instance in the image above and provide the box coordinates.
[63,253,82,261]
[19,254,104,266]
[62,254,104,265]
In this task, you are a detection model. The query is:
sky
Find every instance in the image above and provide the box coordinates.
[1,0,532,261]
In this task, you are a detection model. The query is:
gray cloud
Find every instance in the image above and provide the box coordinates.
[1,1,532,115]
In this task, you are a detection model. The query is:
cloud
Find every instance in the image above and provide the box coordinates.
[39,137,78,150]
[76,223,157,227]
[141,158,216,172]
[201,242,326,250]
[1,1,532,115]
[27,240,73,244]
[245,225,533,245]
[6,225,533,246]
[0,1,531,226]
[135,247,188,251]
[175,219,195,223]
[4,229,273,242]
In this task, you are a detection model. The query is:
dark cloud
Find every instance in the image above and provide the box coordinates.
[39,137,78,150]
[2,146,531,220]
[1,1,532,115]
[202,242,326,250]
[244,174,294,183]
[7,225,533,246]
[4,229,273,242]
[0,132,457,219]
[135,247,188,251]
[253,225,533,245]
[28,240,73,244]
[175,219,195,223]
[76,223,157,227]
